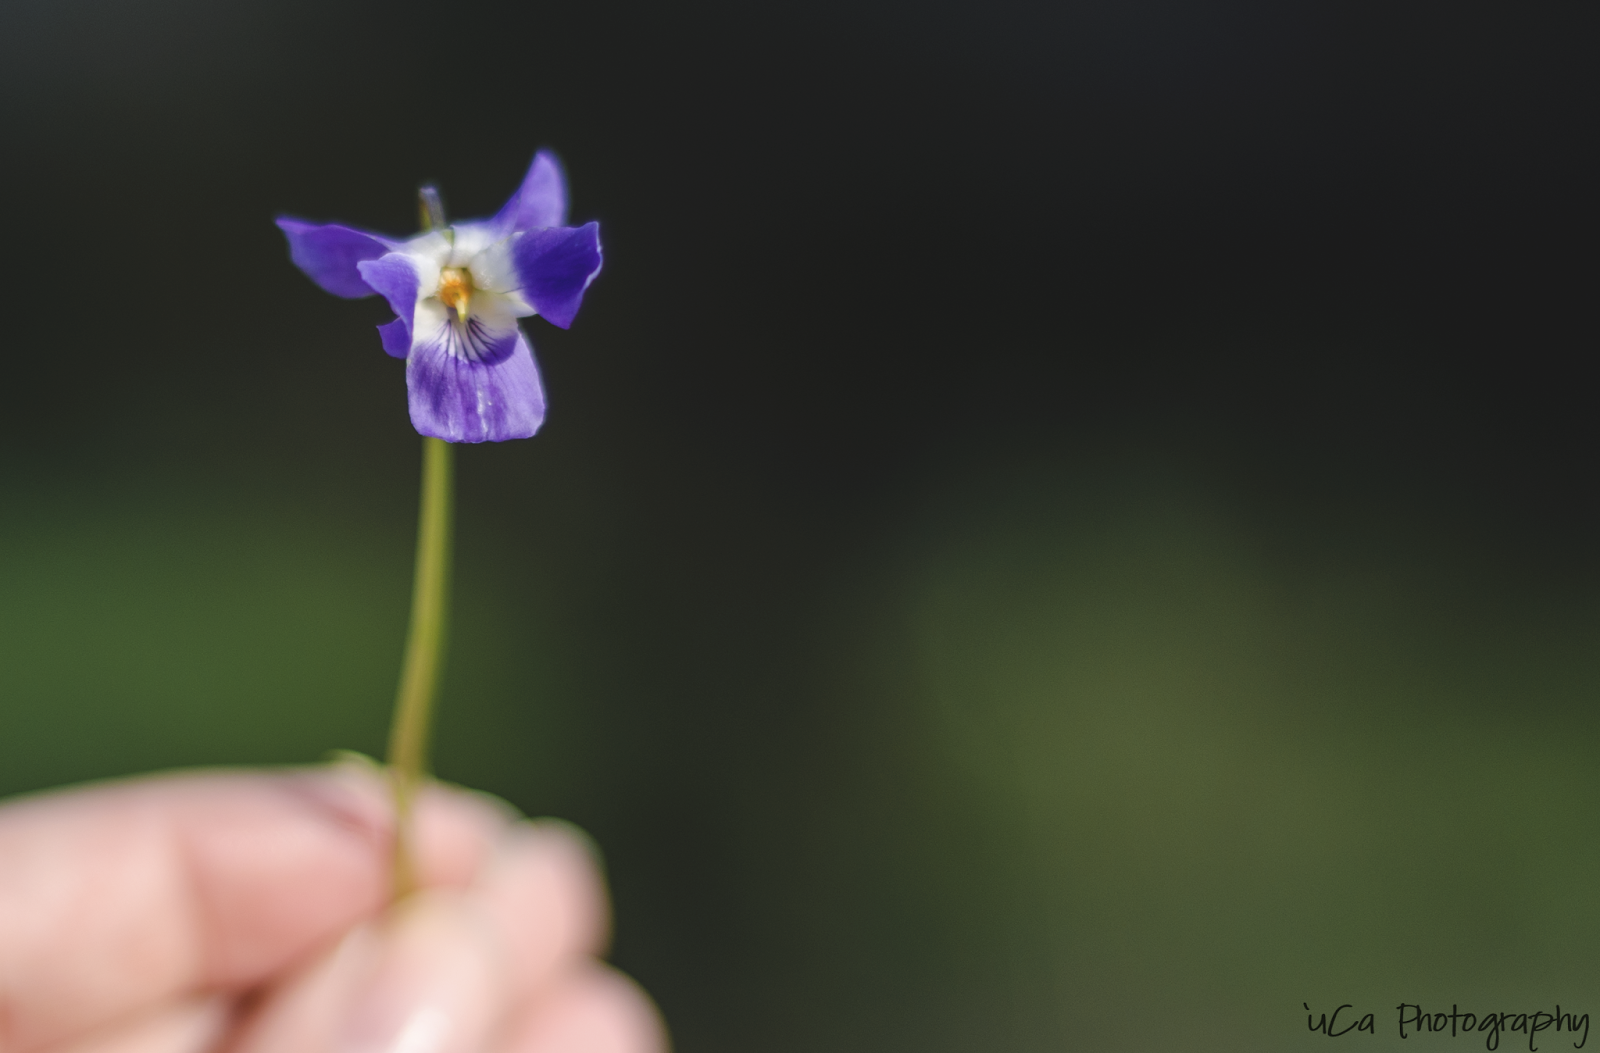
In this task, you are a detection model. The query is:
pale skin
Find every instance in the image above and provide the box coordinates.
[0,766,668,1053]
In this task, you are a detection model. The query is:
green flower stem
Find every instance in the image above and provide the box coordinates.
[386,435,454,898]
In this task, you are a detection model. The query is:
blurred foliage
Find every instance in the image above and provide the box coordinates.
[4,455,1598,1050]
[900,465,1600,1047]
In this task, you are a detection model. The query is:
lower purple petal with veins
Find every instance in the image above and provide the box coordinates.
[512,222,602,329]
[406,327,546,443]
[276,219,391,298]
[411,310,520,367]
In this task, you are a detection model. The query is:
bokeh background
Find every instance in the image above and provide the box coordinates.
[3,1,1600,1048]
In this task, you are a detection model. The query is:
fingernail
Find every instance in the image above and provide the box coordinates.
[338,892,502,1053]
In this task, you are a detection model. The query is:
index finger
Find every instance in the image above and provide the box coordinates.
[0,766,506,1053]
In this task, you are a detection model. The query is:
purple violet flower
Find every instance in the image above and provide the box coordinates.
[276,152,602,442]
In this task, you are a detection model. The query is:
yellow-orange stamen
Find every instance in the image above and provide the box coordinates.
[438,267,472,321]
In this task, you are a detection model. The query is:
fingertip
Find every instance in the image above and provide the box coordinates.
[410,782,514,890]
[277,763,512,892]
[494,967,669,1053]
[338,892,504,1053]
[187,770,388,985]
[231,891,505,1053]
[473,821,611,995]
[41,996,230,1053]
[225,926,380,1053]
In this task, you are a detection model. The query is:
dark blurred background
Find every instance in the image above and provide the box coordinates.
[3,0,1600,1048]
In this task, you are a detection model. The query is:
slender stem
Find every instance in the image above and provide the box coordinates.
[418,185,447,234]
[386,435,454,898]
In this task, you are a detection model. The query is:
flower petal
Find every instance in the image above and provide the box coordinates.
[406,326,546,443]
[275,219,394,299]
[410,298,521,368]
[377,317,411,358]
[356,253,425,340]
[492,151,569,233]
[464,240,532,313]
[443,222,500,268]
[511,222,603,330]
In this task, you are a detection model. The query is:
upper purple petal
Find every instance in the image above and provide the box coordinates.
[511,222,602,329]
[406,326,546,442]
[492,151,569,233]
[355,253,421,341]
[276,219,393,299]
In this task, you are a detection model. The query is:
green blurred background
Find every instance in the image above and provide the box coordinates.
[3,0,1600,1049]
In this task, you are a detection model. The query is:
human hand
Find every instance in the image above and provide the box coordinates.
[0,766,667,1053]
